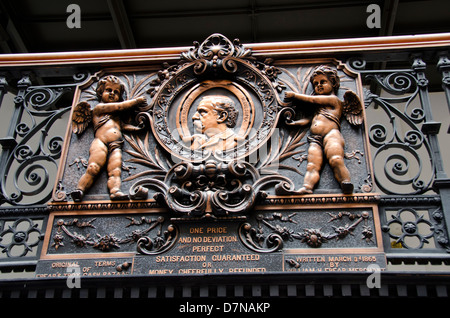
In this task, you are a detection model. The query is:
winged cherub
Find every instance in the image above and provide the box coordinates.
[284,66,363,194]
[71,75,147,201]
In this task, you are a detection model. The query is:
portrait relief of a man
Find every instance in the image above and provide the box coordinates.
[190,95,239,152]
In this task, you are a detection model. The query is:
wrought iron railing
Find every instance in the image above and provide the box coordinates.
[346,53,450,263]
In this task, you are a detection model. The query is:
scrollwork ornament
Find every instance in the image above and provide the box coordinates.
[364,74,435,194]
[52,181,67,202]
[238,222,284,253]
[45,136,64,159]
[26,87,54,110]
[408,108,425,123]
[73,70,91,84]
[381,72,417,95]
[279,106,297,125]
[180,33,253,77]
[25,87,72,111]
[1,81,72,206]
[136,223,178,255]
[346,57,367,71]
[404,130,424,149]
[15,123,30,137]
[50,215,178,255]
[222,57,239,73]
[129,159,300,217]
[239,210,373,253]
[193,59,208,76]
[14,145,33,162]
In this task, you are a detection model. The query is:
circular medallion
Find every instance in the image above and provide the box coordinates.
[149,48,281,163]
[175,80,255,156]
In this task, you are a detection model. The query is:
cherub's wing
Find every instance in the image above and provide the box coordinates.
[343,90,364,126]
[72,101,92,134]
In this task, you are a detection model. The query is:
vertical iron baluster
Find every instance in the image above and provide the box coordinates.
[0,74,9,204]
[412,58,446,179]
[437,54,450,133]
[434,55,450,244]
[0,75,7,108]
[412,57,450,246]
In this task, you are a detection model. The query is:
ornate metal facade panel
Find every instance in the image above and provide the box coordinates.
[33,34,388,278]
[0,33,448,298]
[53,34,374,217]
[36,203,385,277]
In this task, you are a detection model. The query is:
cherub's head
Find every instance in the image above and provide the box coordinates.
[310,66,340,95]
[96,75,125,103]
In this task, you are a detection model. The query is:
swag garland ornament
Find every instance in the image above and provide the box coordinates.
[51,216,177,255]
[239,210,374,253]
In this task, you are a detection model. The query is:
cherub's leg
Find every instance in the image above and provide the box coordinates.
[324,129,353,194]
[72,139,107,201]
[107,148,128,200]
[299,142,323,194]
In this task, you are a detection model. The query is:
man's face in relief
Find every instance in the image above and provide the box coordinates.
[192,99,223,134]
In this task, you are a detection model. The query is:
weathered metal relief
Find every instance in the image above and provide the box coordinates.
[239,209,374,253]
[38,34,385,278]
[283,66,364,194]
[70,75,148,202]
[47,213,176,255]
[53,34,373,215]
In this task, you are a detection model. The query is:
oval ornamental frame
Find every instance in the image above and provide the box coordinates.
[148,38,283,163]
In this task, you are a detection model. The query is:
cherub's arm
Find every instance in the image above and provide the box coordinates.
[122,123,144,132]
[285,91,340,108]
[94,97,147,115]
[286,117,312,126]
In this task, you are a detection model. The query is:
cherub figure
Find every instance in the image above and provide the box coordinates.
[71,75,147,201]
[284,66,363,194]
